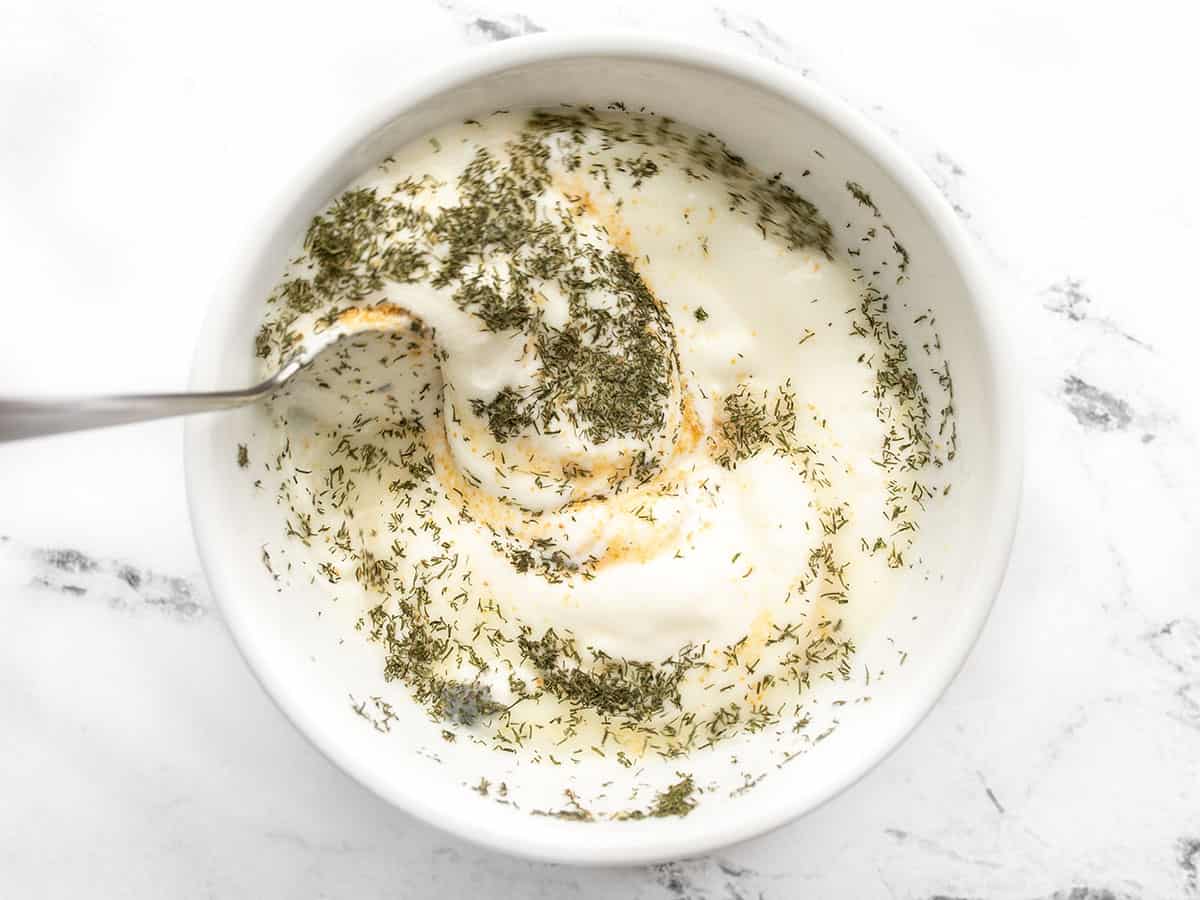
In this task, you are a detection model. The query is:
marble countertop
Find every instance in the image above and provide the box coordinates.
[2,1,1198,897]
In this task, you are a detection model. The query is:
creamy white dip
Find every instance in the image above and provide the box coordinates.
[252,107,954,758]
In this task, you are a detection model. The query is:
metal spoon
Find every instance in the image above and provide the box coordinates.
[0,304,419,443]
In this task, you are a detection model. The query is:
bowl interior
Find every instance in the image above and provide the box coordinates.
[185,38,1018,864]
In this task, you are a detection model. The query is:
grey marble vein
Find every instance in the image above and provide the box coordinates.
[1144,619,1200,733]
[1,537,208,621]
[927,151,974,222]
[1043,279,1151,349]
[469,13,544,42]
[653,859,770,900]
[713,7,810,75]
[1146,618,1200,674]
[1178,682,1200,728]
[930,888,1140,900]
[1181,837,1200,896]
[884,828,1004,870]
[976,771,1006,814]
[435,1,544,43]
[1060,375,1135,431]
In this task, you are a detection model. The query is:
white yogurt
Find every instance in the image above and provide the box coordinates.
[252,107,953,756]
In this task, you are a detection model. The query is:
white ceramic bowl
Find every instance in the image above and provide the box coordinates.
[185,34,1021,865]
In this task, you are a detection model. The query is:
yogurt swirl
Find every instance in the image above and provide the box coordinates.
[251,106,954,756]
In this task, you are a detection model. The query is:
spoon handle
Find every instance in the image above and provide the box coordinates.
[0,387,267,443]
[0,335,340,442]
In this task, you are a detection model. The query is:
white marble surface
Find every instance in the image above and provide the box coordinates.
[2,1,1198,896]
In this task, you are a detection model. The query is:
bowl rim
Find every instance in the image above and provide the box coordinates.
[184,31,1024,866]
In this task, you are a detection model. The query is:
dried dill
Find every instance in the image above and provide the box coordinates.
[714,382,799,467]
[846,181,881,217]
[650,774,698,817]
[613,773,699,820]
[532,789,594,822]
[517,628,704,722]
